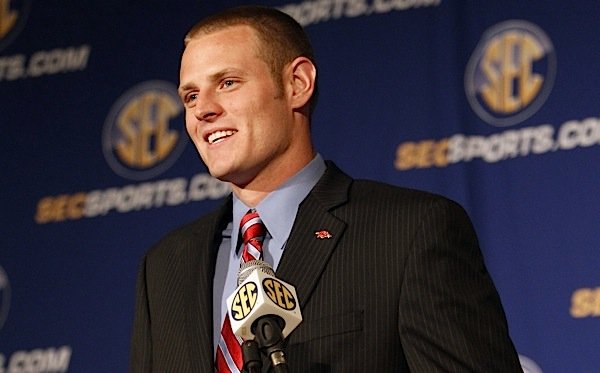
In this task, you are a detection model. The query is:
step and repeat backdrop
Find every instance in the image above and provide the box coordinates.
[1,0,598,372]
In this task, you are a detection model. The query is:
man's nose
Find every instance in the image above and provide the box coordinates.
[194,92,223,122]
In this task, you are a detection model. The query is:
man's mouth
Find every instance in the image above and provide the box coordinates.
[207,130,237,144]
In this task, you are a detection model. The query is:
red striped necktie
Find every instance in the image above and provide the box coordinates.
[215,210,266,373]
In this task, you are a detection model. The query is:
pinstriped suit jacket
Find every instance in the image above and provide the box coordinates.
[130,162,522,372]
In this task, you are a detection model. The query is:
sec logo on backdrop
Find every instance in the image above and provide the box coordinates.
[465,20,556,127]
[0,0,31,52]
[103,80,186,180]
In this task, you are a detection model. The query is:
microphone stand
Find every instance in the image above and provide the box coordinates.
[253,316,289,373]
[242,340,262,373]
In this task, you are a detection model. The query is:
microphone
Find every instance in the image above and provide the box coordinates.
[226,260,302,371]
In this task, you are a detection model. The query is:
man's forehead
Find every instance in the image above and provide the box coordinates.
[180,29,267,71]
[182,27,262,64]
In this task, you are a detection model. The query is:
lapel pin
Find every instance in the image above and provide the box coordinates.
[314,230,332,239]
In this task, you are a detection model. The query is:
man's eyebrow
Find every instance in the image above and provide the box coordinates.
[178,83,195,95]
[210,68,244,81]
[178,68,244,95]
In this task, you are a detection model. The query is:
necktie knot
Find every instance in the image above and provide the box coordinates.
[240,210,266,263]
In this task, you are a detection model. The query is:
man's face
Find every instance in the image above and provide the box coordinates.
[179,25,297,188]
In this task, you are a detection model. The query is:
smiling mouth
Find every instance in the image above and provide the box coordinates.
[207,130,237,144]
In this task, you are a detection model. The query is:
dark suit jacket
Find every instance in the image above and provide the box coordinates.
[131,162,522,372]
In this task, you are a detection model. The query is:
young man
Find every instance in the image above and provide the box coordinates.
[131,6,522,372]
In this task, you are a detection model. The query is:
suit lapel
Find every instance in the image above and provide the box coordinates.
[276,162,351,308]
[182,198,232,371]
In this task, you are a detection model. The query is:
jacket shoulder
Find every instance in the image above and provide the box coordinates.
[350,179,461,208]
[320,162,469,218]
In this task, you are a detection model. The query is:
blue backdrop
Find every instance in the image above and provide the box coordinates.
[1,1,598,372]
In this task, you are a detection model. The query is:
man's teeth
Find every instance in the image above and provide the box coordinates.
[208,130,236,144]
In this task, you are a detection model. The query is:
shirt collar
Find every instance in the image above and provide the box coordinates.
[231,153,326,254]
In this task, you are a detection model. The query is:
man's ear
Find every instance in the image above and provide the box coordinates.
[287,56,317,110]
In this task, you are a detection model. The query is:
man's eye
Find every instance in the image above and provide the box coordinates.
[222,80,236,88]
[181,93,197,108]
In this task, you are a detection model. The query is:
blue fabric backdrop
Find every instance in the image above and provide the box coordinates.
[1,1,598,372]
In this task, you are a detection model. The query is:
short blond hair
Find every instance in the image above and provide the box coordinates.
[184,6,319,115]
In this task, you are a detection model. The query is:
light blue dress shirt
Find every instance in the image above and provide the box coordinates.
[212,154,326,351]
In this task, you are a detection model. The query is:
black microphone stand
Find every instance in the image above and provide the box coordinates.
[242,340,262,373]
[253,316,289,373]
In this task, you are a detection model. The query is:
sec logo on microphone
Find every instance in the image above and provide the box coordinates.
[263,278,296,310]
[230,282,258,320]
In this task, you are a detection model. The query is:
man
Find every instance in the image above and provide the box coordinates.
[130,6,522,372]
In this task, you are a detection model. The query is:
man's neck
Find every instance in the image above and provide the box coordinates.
[231,150,316,207]
[231,187,270,208]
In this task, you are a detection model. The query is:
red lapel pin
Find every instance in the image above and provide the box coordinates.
[314,230,332,239]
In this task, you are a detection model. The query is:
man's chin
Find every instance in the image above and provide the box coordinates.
[206,169,240,185]
[207,170,230,183]
[205,164,259,189]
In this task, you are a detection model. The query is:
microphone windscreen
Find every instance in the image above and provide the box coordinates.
[238,259,275,285]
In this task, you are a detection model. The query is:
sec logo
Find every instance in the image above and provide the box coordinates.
[465,20,556,127]
[0,0,31,52]
[102,80,186,180]
[230,282,258,320]
[263,278,296,311]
